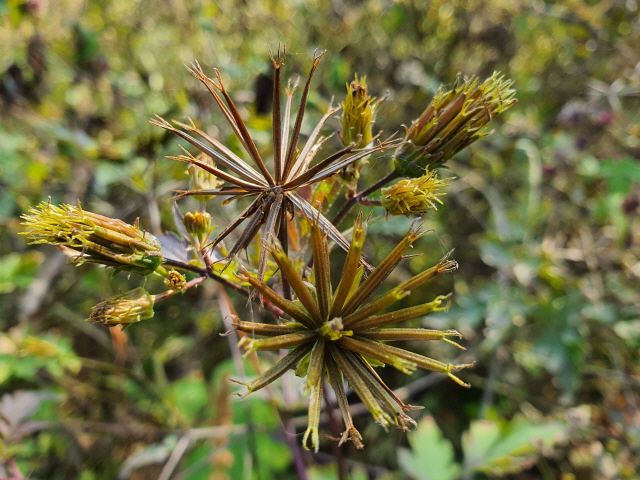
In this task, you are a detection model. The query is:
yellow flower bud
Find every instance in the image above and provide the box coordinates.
[381,171,451,216]
[164,269,187,291]
[183,210,215,248]
[339,75,379,185]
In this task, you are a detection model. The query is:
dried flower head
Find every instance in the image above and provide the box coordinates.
[21,201,162,275]
[382,170,451,216]
[152,47,398,283]
[88,287,154,326]
[395,71,516,177]
[339,75,380,185]
[232,213,471,452]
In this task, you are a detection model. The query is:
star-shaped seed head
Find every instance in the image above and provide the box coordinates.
[151,48,399,284]
[232,213,472,452]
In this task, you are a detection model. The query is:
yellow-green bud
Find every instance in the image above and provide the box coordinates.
[381,171,451,216]
[183,211,213,246]
[183,211,211,236]
[394,72,516,177]
[188,154,224,201]
[164,269,187,291]
[21,201,163,275]
[88,288,154,326]
[339,75,379,185]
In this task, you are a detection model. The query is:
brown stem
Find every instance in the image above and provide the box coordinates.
[218,288,309,480]
[305,171,399,271]
[283,417,310,480]
[332,170,399,227]
[161,258,284,317]
[153,276,207,302]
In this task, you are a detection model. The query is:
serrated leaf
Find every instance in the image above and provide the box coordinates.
[462,417,566,476]
[397,416,460,480]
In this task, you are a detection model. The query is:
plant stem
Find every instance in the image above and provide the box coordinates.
[278,209,292,300]
[277,210,310,480]
[161,258,284,317]
[153,276,206,302]
[219,288,309,480]
[332,170,398,227]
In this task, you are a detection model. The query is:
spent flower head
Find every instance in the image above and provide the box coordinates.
[382,170,452,216]
[152,47,398,283]
[21,201,162,275]
[88,287,154,326]
[395,71,516,177]
[232,213,471,452]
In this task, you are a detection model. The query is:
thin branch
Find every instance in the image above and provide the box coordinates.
[157,435,191,480]
[332,170,399,228]
[161,258,284,318]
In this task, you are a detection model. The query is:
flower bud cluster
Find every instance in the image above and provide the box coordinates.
[183,210,213,247]
[187,154,224,201]
[164,270,187,291]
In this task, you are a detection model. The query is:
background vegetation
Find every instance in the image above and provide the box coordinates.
[1,0,639,479]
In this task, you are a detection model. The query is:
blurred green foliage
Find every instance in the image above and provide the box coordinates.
[1,0,639,479]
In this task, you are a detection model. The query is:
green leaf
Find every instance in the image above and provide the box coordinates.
[397,416,460,480]
[599,158,640,194]
[166,375,209,423]
[462,417,566,476]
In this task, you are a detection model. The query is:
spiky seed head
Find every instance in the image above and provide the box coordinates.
[187,154,224,200]
[382,171,452,216]
[232,216,471,452]
[88,288,154,326]
[20,201,162,275]
[394,71,517,177]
